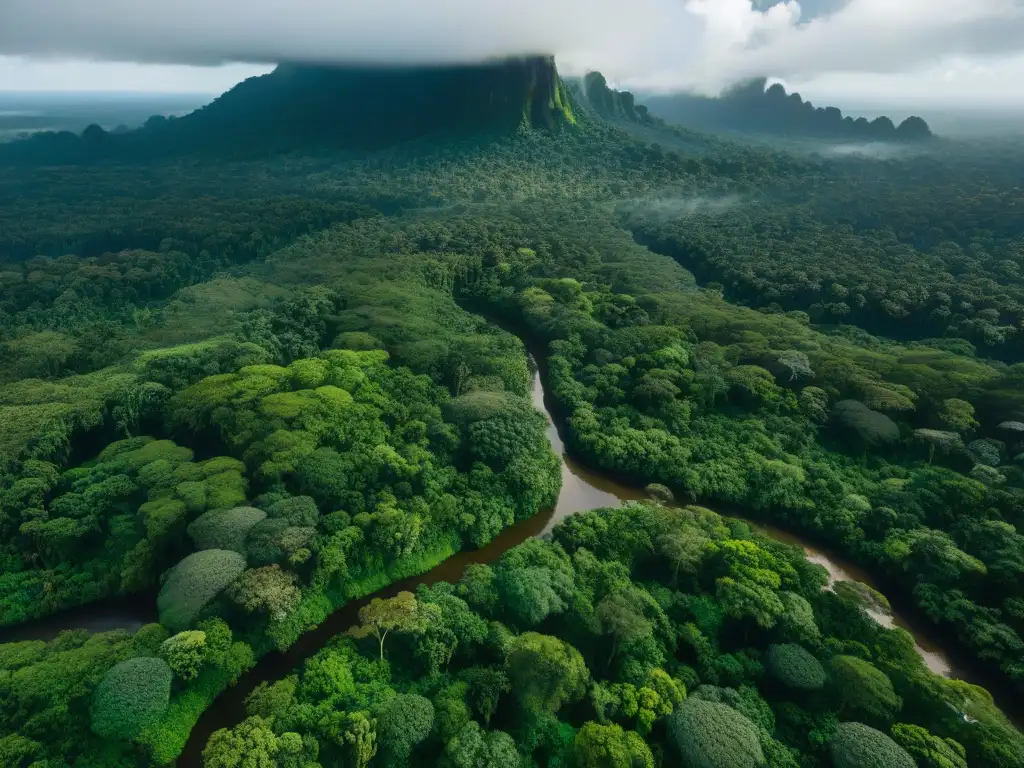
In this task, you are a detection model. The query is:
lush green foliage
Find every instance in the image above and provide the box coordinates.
[890,723,968,768]
[187,506,267,553]
[197,503,1024,768]
[829,722,916,768]
[574,722,654,768]
[830,655,902,725]
[90,656,173,740]
[159,630,209,681]
[764,643,826,690]
[0,438,247,625]
[440,192,1024,692]
[669,698,765,768]
[157,549,248,633]
[0,68,1023,767]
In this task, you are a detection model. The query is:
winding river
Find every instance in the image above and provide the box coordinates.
[0,353,1016,762]
[177,360,995,762]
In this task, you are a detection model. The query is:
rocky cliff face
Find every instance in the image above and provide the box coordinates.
[575,72,652,125]
[145,55,575,152]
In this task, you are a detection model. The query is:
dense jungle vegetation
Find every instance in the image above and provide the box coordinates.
[201,503,1024,768]
[0,64,1023,767]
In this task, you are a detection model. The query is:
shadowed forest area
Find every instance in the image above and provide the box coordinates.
[1,61,1023,767]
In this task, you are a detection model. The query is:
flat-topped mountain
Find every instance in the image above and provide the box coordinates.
[147,56,575,150]
[1,56,576,161]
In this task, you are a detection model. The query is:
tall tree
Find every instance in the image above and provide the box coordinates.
[348,591,426,660]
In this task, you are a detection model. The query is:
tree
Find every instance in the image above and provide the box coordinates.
[188,506,267,553]
[774,591,818,644]
[446,721,520,768]
[467,411,545,467]
[414,584,489,675]
[966,438,1001,467]
[574,722,654,768]
[457,564,499,613]
[462,666,511,726]
[245,676,298,721]
[597,588,656,666]
[727,365,781,407]
[969,463,1006,486]
[203,715,316,768]
[706,539,794,623]
[829,722,915,768]
[830,656,901,725]
[157,549,247,633]
[348,591,426,660]
[160,630,208,681]
[497,565,573,626]
[832,400,899,449]
[506,632,590,713]
[890,724,967,768]
[645,483,674,503]
[266,495,320,526]
[860,383,916,413]
[227,565,302,621]
[799,387,829,423]
[0,734,43,767]
[764,644,826,691]
[657,529,708,584]
[300,648,356,704]
[90,657,173,740]
[343,712,377,768]
[777,350,813,382]
[913,429,964,464]
[377,693,434,764]
[938,398,977,432]
[668,698,765,768]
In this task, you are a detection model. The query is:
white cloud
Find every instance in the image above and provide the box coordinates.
[0,0,1023,106]
[0,57,270,93]
[786,54,1024,110]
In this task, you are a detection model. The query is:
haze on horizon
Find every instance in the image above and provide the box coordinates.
[1,0,1024,112]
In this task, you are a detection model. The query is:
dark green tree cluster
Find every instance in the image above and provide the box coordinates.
[629,202,1024,358]
[0,437,247,625]
[0,617,255,765]
[422,201,1024,694]
[0,336,559,763]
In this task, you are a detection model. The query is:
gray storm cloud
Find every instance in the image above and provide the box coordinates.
[1,0,1023,94]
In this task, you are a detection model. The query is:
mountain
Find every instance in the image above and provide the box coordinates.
[0,56,576,161]
[571,72,654,125]
[147,56,575,151]
[642,78,933,141]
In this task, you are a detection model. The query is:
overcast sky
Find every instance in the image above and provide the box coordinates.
[1,0,1023,109]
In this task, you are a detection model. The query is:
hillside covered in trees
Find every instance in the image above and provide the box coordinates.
[642,78,933,141]
[0,60,1022,767]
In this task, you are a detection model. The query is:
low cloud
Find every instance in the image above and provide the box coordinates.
[616,195,742,224]
[817,143,923,160]
[1,0,1023,96]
